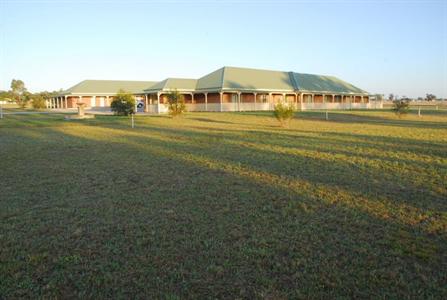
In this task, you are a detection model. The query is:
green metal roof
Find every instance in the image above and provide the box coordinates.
[196,68,225,90]
[60,67,368,96]
[196,66,295,92]
[144,78,197,92]
[61,80,156,95]
[195,66,366,94]
[223,66,295,91]
[290,73,366,94]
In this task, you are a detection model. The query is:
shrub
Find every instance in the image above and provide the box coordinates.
[392,100,410,118]
[16,92,31,108]
[31,95,46,109]
[274,102,295,127]
[111,90,135,116]
[166,89,186,117]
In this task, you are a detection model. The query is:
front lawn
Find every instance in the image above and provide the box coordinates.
[1,110,446,298]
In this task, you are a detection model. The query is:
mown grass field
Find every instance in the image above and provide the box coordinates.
[1,110,446,298]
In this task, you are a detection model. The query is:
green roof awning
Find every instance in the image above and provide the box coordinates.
[290,73,366,94]
[61,80,157,95]
[144,78,197,92]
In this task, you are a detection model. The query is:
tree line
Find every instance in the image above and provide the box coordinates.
[387,93,439,101]
[0,79,61,109]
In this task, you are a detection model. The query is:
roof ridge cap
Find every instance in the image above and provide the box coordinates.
[220,67,226,89]
[288,72,298,90]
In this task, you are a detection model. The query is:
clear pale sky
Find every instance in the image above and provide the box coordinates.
[1,0,446,98]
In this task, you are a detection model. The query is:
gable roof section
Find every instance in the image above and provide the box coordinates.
[196,67,225,90]
[290,73,367,94]
[196,66,295,92]
[223,66,295,91]
[62,80,156,95]
[144,78,197,92]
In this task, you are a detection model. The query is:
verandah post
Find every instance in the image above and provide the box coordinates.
[300,93,304,111]
[254,92,257,111]
[144,94,148,113]
[237,92,241,112]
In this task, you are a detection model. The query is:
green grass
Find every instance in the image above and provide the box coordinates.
[1,110,446,298]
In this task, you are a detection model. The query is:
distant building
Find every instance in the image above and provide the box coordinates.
[49,66,380,112]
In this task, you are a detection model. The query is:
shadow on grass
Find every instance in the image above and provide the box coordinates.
[109,124,446,212]
[24,116,444,216]
[188,117,234,124]
[295,111,447,129]
[1,114,446,298]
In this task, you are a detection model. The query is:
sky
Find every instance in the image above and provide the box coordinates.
[0,0,446,98]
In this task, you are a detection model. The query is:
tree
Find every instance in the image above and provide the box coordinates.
[11,79,28,108]
[388,93,394,101]
[166,89,186,117]
[274,102,295,127]
[31,94,46,109]
[392,99,410,118]
[0,90,13,102]
[426,94,436,101]
[110,89,135,116]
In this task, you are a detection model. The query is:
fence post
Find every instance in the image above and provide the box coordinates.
[0,103,3,119]
[131,114,135,129]
[325,111,328,120]
[418,106,421,117]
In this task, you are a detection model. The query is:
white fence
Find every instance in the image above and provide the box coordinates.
[300,102,381,110]
[66,101,383,115]
[146,101,382,114]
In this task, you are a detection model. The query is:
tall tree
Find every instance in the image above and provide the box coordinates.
[388,93,394,101]
[10,79,28,108]
[426,94,436,101]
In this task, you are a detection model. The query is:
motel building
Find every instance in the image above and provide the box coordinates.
[48,66,381,113]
